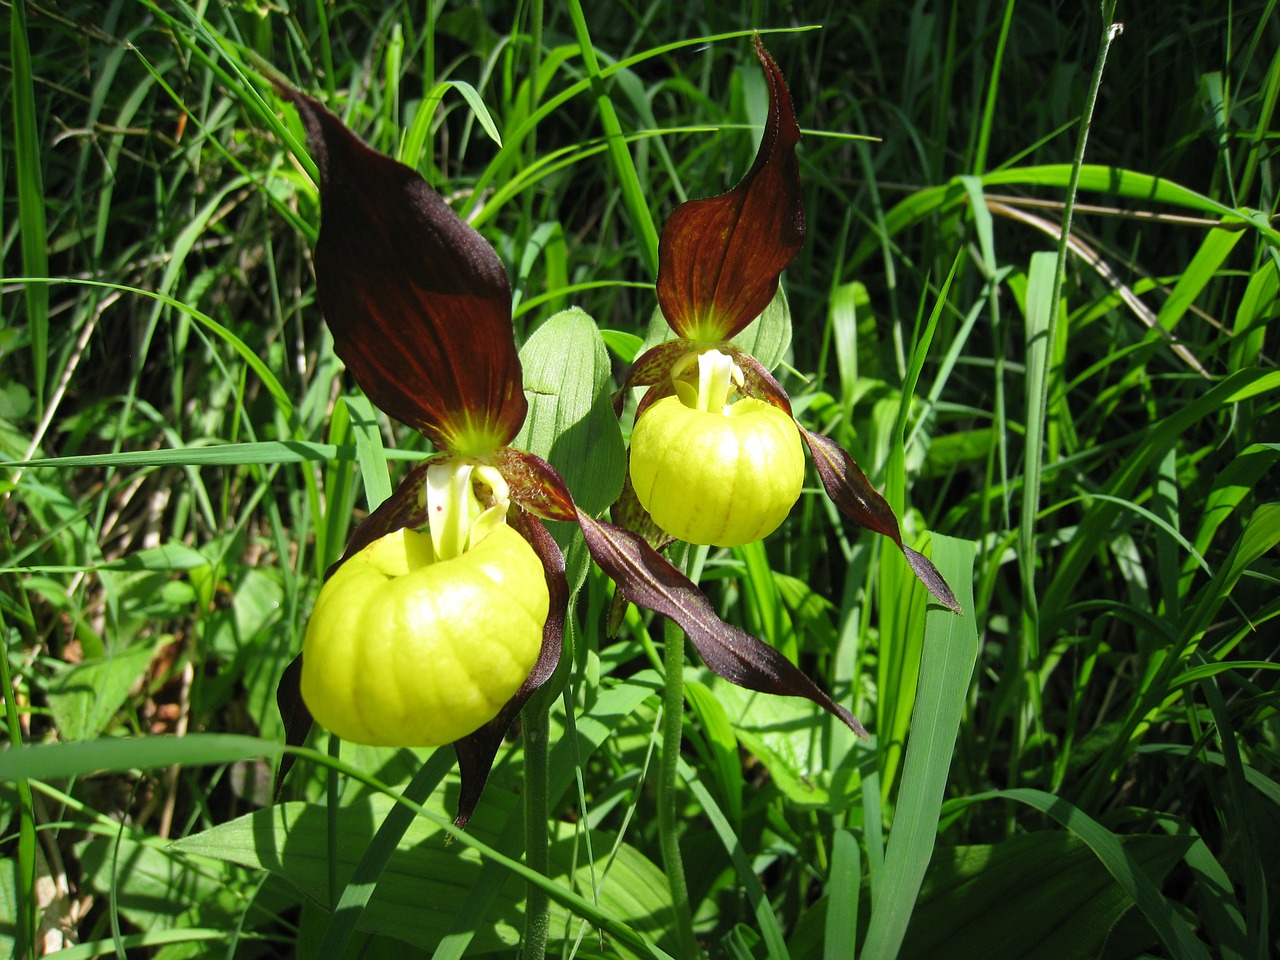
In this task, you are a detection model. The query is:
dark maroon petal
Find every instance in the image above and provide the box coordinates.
[280,86,526,450]
[577,511,867,739]
[454,511,567,828]
[603,466,674,634]
[655,38,805,342]
[802,429,962,614]
[272,652,311,799]
[496,448,578,523]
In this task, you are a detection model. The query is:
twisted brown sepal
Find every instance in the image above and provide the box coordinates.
[604,466,674,634]
[802,429,962,614]
[727,348,793,415]
[454,510,567,828]
[495,448,577,523]
[577,510,869,740]
[655,37,805,342]
[272,652,311,801]
[279,86,527,451]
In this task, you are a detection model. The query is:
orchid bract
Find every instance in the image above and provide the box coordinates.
[622,38,962,616]
[276,61,885,826]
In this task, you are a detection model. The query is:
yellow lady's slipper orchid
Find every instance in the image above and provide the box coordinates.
[630,349,803,547]
[301,522,549,746]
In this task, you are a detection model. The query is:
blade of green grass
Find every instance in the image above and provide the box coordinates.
[679,756,791,960]
[824,828,861,960]
[565,0,660,275]
[862,535,977,960]
[9,0,48,416]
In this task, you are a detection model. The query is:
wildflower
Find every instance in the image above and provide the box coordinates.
[622,38,961,613]
[275,79,878,825]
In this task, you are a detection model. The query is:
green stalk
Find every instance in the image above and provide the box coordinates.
[326,733,342,909]
[1016,0,1121,767]
[522,682,553,959]
[659,617,699,958]
[10,0,48,415]
[0,606,36,959]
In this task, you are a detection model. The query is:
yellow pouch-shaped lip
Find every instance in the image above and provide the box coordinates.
[301,524,549,746]
[630,394,805,548]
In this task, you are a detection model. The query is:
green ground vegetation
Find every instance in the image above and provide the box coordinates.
[2,1,1278,957]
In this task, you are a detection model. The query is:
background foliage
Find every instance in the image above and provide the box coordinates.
[2,1,1277,957]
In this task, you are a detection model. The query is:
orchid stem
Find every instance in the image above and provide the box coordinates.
[522,680,553,959]
[660,615,699,958]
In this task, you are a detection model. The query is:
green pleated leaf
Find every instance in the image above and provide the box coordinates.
[729,286,792,372]
[712,678,839,810]
[514,307,625,519]
[173,793,675,954]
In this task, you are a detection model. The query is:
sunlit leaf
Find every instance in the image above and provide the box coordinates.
[513,307,626,517]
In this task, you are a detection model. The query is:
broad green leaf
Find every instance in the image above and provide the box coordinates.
[714,678,835,809]
[900,832,1194,960]
[173,794,675,953]
[730,286,793,372]
[46,643,159,740]
[970,789,1214,960]
[428,673,664,960]
[76,834,291,938]
[515,307,626,520]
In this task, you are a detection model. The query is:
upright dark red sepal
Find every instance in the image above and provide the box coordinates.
[280,86,527,450]
[802,429,962,614]
[454,512,567,828]
[577,511,868,739]
[655,38,805,342]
